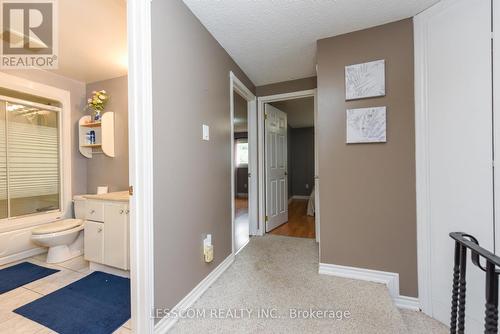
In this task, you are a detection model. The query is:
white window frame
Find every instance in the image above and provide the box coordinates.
[0,72,71,235]
[235,138,249,168]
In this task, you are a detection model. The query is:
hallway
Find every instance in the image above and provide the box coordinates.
[171,235,446,333]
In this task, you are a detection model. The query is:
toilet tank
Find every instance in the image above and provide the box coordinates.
[73,195,87,219]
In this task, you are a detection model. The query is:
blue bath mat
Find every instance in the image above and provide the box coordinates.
[14,271,130,334]
[0,262,59,294]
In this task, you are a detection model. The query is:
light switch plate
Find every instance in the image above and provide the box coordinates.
[202,124,210,141]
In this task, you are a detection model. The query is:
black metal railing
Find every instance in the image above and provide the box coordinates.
[449,232,500,334]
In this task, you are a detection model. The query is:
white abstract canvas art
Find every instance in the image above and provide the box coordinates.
[345,60,385,100]
[346,107,386,144]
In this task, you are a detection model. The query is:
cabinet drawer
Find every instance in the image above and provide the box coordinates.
[86,201,104,222]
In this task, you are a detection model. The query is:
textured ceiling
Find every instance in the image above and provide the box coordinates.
[183,0,439,86]
[51,0,127,83]
[271,97,314,128]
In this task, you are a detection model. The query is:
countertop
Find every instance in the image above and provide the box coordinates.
[83,191,130,202]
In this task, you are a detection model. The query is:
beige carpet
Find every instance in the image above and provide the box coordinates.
[401,309,448,334]
[171,235,424,333]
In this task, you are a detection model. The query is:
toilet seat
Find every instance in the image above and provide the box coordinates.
[32,219,83,235]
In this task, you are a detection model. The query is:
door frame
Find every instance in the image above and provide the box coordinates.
[230,72,257,253]
[256,89,319,241]
[127,0,154,333]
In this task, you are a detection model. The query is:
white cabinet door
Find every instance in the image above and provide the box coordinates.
[84,221,104,263]
[415,1,493,332]
[103,202,129,270]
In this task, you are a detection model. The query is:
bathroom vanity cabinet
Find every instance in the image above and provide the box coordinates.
[83,195,130,271]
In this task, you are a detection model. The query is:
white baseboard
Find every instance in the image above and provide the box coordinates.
[155,253,235,333]
[319,263,420,311]
[0,247,45,266]
[291,195,310,200]
[394,295,420,311]
[89,262,130,278]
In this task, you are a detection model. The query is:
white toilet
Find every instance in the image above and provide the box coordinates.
[31,195,87,264]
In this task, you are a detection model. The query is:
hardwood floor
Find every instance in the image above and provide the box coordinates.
[234,197,249,252]
[269,199,315,238]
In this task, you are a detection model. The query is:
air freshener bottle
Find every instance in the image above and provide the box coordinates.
[86,130,93,144]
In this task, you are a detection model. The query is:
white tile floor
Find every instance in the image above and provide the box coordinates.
[0,254,131,334]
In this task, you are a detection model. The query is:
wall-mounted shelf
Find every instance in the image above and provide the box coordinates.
[81,122,102,128]
[79,112,115,158]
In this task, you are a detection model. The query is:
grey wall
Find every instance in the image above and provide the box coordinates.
[317,19,417,297]
[1,69,87,197]
[151,0,255,316]
[86,76,129,193]
[256,76,317,96]
[290,127,314,197]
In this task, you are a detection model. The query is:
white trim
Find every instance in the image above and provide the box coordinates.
[230,72,257,253]
[155,254,235,333]
[257,89,318,238]
[127,0,154,332]
[319,263,400,298]
[235,238,250,255]
[290,195,310,200]
[313,89,320,244]
[494,0,500,254]
[319,263,420,311]
[413,4,437,316]
[394,295,421,311]
[89,262,130,278]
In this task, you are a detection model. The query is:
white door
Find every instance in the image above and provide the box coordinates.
[265,104,288,232]
[416,1,493,332]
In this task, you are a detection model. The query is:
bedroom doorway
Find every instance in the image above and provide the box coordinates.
[230,72,257,254]
[257,90,319,241]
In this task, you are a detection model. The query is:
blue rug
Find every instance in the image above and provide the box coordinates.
[15,271,130,334]
[0,262,59,294]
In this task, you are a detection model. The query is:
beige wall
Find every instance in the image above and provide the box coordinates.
[86,76,129,193]
[256,76,316,96]
[151,0,255,316]
[316,19,417,297]
[0,69,87,197]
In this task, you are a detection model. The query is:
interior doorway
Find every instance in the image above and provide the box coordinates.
[230,73,257,254]
[256,90,319,241]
